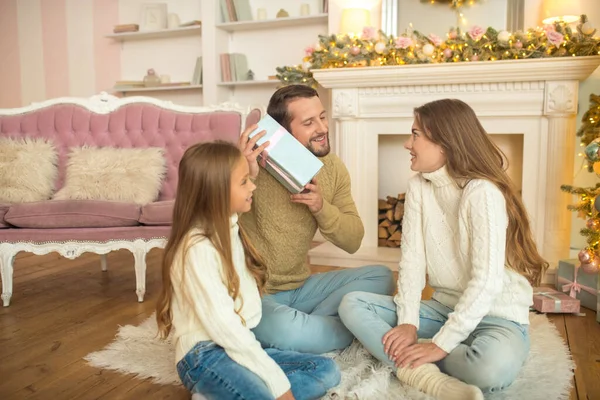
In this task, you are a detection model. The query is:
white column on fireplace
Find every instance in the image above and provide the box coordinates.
[309,56,600,283]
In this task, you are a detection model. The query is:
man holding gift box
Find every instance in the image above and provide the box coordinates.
[240,85,395,354]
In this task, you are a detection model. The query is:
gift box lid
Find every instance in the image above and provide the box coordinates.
[249,115,324,193]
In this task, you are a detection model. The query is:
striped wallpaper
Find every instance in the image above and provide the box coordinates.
[0,0,120,108]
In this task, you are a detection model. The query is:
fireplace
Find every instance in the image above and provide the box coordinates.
[308,56,600,283]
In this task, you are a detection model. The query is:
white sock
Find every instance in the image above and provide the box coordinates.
[396,363,484,400]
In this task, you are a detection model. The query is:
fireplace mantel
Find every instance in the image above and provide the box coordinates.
[308,56,600,283]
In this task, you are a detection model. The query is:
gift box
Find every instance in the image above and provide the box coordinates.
[555,259,598,322]
[249,115,323,194]
[532,287,581,314]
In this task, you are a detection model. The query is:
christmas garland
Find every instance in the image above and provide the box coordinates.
[277,15,600,87]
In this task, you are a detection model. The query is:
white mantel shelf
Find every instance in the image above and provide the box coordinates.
[311,56,600,87]
[309,56,600,284]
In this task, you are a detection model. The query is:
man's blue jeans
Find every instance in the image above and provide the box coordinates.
[338,291,530,393]
[177,340,340,400]
[252,265,395,354]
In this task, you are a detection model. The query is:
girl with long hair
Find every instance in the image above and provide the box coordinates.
[338,99,547,400]
[156,134,340,400]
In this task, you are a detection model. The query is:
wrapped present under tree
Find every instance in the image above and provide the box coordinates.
[532,287,581,314]
[556,259,599,323]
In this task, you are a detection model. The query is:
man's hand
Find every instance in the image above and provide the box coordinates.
[290,177,323,214]
[382,324,417,362]
[276,390,296,400]
[395,342,448,369]
[237,124,269,179]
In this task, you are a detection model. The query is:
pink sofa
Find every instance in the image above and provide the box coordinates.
[0,93,260,306]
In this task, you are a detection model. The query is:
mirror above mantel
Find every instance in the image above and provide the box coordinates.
[381,0,525,37]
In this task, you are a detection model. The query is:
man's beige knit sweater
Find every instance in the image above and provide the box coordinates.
[240,153,364,293]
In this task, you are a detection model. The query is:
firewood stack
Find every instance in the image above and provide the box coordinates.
[378,194,405,248]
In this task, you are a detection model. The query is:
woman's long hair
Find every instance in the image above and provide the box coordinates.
[414,99,548,285]
[156,141,266,339]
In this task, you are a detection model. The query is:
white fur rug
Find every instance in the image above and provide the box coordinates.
[85,313,574,400]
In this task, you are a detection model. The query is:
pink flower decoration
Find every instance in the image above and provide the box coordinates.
[468,26,485,41]
[547,30,564,47]
[361,26,377,40]
[543,24,556,33]
[428,34,443,46]
[394,36,413,49]
[304,46,315,56]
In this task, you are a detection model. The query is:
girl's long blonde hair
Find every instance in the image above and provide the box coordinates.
[415,99,548,286]
[156,141,266,340]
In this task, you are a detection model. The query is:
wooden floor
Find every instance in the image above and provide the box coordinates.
[0,250,599,400]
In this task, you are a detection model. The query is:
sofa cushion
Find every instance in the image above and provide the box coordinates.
[0,203,10,228]
[5,200,141,229]
[0,137,58,203]
[139,200,174,226]
[53,146,166,205]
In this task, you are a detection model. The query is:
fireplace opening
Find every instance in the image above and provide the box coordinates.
[378,194,405,248]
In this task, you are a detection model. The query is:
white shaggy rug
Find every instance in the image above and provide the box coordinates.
[85,313,574,400]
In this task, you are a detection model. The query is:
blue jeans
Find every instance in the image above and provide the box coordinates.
[252,265,395,354]
[177,340,340,400]
[338,291,530,393]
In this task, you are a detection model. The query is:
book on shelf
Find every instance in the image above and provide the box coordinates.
[191,57,203,85]
[220,53,249,82]
[220,0,252,22]
[179,20,201,27]
[113,24,139,33]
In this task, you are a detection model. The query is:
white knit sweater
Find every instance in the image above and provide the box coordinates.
[394,166,533,353]
[170,214,290,398]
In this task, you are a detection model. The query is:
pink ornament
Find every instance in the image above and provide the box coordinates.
[448,30,457,40]
[587,218,600,230]
[579,248,592,263]
[581,257,599,273]
[350,46,361,55]
[443,48,453,58]
[515,41,523,50]
[471,54,479,61]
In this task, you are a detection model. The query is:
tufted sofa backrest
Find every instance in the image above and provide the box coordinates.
[0,102,248,201]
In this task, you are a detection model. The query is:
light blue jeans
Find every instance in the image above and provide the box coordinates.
[177,340,340,400]
[338,291,530,394]
[252,265,395,354]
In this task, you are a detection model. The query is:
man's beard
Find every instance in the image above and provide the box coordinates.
[306,133,331,157]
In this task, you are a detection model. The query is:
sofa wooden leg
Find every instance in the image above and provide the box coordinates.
[132,249,147,303]
[100,254,108,272]
[1,253,15,307]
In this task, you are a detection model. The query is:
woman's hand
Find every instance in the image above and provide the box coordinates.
[276,389,296,400]
[395,342,448,369]
[238,124,269,179]
[382,324,417,362]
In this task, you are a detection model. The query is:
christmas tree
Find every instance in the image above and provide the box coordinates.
[561,93,600,273]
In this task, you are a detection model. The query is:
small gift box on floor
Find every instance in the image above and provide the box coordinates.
[555,259,599,322]
[532,287,580,314]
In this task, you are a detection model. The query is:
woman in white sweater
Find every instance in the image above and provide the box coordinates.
[155,138,340,400]
[339,99,548,400]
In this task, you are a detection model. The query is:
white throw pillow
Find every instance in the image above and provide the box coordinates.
[53,146,166,205]
[0,137,58,203]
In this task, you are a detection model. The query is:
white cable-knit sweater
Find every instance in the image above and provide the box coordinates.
[170,214,290,398]
[394,166,533,353]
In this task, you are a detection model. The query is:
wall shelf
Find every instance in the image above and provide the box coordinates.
[112,84,203,94]
[106,25,202,41]
[216,14,328,32]
[217,80,280,87]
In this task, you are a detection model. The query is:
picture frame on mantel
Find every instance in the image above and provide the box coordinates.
[140,3,168,31]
